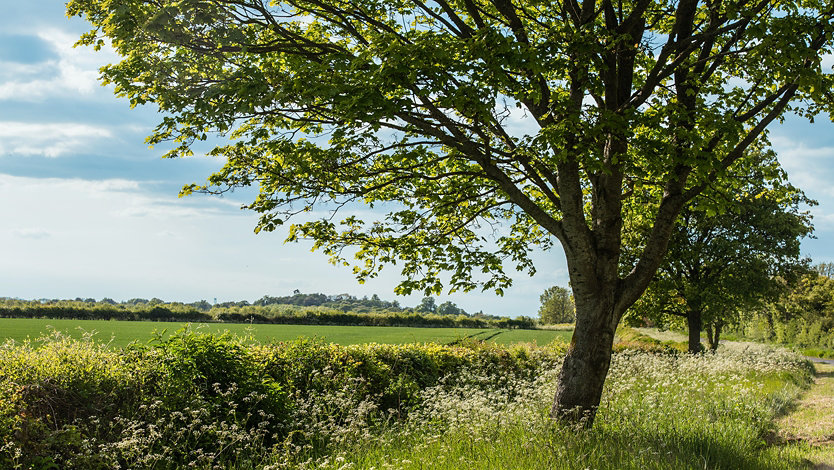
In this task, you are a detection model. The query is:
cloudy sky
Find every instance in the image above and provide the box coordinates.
[1,3,832,316]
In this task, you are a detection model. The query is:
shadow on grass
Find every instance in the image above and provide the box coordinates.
[446,329,507,345]
[578,425,806,470]
[815,370,834,379]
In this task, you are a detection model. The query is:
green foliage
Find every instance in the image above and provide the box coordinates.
[625,149,814,348]
[0,330,563,469]
[416,296,437,313]
[538,286,575,324]
[0,297,534,330]
[733,266,834,354]
[3,328,814,468]
[65,0,834,424]
[65,0,834,299]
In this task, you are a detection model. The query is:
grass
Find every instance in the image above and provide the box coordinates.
[800,348,834,360]
[303,345,815,470]
[0,318,573,348]
[779,363,834,442]
[0,329,818,469]
[777,363,834,468]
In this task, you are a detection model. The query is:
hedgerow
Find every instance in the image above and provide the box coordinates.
[0,329,561,469]
[0,328,812,469]
[0,298,536,329]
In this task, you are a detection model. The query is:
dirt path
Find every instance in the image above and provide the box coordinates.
[777,363,834,469]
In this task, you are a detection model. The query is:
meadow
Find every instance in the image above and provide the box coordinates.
[0,327,821,469]
[0,318,573,348]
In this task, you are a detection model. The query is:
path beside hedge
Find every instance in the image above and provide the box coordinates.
[777,363,834,469]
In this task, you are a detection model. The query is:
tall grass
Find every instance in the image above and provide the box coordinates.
[301,345,814,470]
[0,330,815,469]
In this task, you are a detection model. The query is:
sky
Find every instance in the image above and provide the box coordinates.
[0,3,833,317]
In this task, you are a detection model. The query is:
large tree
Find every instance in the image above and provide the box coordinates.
[626,150,814,353]
[67,0,834,425]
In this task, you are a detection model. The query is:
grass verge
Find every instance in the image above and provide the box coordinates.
[304,346,814,470]
[0,329,815,469]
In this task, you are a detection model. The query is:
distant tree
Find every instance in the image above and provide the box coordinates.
[627,151,814,352]
[538,286,575,324]
[190,299,213,311]
[437,301,466,316]
[416,297,437,314]
[100,298,116,305]
[773,270,834,328]
[815,263,834,279]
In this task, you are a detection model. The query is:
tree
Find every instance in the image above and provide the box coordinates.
[627,151,814,352]
[416,296,437,313]
[538,286,575,324]
[771,267,834,330]
[745,267,834,347]
[68,0,834,426]
[437,300,466,315]
[815,263,834,279]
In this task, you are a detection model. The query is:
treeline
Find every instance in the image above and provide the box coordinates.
[0,296,536,329]
[730,263,834,355]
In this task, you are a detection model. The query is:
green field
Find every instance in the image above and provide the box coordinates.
[0,318,572,348]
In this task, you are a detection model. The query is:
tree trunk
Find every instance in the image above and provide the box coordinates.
[551,297,618,427]
[686,310,703,353]
[706,322,722,351]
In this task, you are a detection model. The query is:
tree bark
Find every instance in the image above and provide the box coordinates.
[551,293,619,427]
[686,310,703,353]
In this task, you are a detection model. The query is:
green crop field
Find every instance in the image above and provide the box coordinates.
[0,318,572,348]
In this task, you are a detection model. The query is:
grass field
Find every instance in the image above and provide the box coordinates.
[0,318,573,348]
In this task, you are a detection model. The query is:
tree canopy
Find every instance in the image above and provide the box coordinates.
[67,0,834,425]
[626,149,814,352]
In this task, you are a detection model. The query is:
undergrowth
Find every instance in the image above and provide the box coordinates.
[0,327,814,469]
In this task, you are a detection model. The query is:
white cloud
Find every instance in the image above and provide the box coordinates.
[0,174,222,222]
[772,137,834,198]
[0,172,543,315]
[13,228,51,239]
[0,121,113,157]
[817,212,834,228]
[0,28,117,102]
[114,204,208,219]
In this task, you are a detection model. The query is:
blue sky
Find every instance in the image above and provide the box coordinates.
[0,3,832,316]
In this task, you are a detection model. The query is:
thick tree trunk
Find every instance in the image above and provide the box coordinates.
[551,297,618,427]
[686,310,703,353]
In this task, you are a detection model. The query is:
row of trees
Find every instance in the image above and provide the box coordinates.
[0,297,536,329]
[8,294,486,318]
[625,149,815,353]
